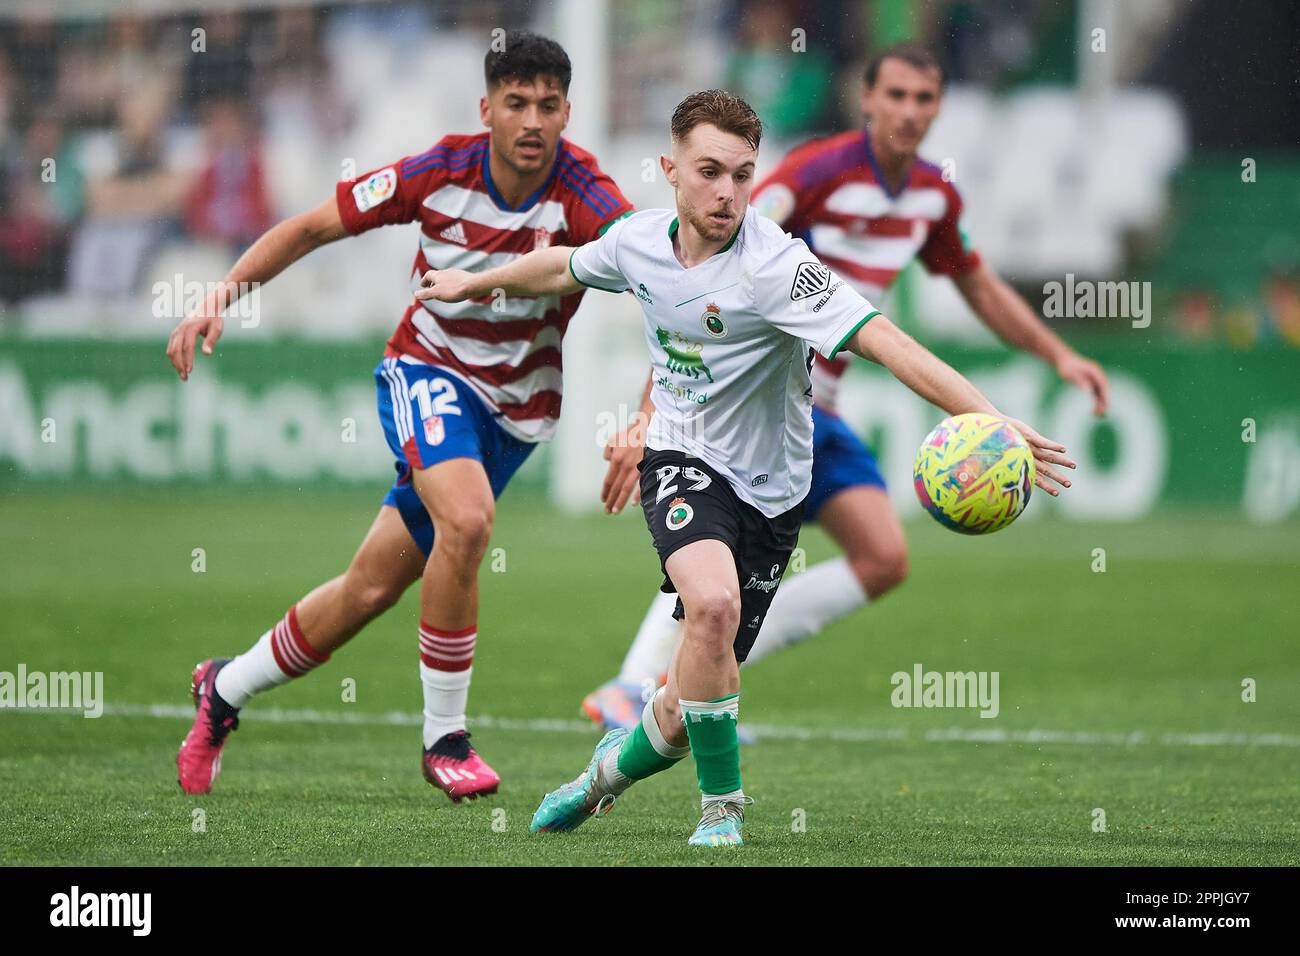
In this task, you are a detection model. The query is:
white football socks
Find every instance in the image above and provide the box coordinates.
[420,662,473,747]
[418,623,476,747]
[214,605,328,709]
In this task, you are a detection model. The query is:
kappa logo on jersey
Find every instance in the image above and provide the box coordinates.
[656,328,714,383]
[534,226,551,250]
[439,221,468,245]
[352,167,397,212]
[790,261,832,301]
[635,283,654,305]
[665,497,694,531]
[701,302,727,338]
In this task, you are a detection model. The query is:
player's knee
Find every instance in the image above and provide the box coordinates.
[683,590,741,654]
[434,502,495,563]
[851,548,909,599]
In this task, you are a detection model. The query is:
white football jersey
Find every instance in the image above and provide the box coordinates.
[569,207,879,516]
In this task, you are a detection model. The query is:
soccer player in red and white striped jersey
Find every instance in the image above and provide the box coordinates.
[168,32,633,799]
[585,43,1110,728]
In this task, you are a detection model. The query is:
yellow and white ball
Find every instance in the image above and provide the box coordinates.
[913,413,1035,534]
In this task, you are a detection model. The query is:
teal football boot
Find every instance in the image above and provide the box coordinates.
[530,728,629,833]
[687,795,754,847]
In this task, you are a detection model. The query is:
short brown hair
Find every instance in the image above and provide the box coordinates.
[670,90,763,150]
[864,42,945,89]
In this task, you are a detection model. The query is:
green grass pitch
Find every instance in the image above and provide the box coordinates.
[1,487,1297,866]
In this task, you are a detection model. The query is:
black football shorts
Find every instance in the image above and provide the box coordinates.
[638,447,803,662]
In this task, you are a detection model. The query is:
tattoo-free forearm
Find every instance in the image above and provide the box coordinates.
[466,245,580,298]
[209,198,347,312]
[848,315,997,417]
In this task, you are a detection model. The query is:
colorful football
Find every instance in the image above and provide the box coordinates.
[913,413,1036,534]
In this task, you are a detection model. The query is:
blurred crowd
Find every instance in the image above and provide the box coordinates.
[0,0,1293,350]
[0,9,343,305]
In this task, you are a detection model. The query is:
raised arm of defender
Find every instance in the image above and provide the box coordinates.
[416,245,582,302]
[845,314,1076,495]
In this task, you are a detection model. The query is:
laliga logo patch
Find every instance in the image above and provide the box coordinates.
[701,302,726,338]
[665,497,694,531]
[353,167,396,212]
[424,414,445,447]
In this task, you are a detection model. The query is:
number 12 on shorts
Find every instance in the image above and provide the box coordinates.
[410,376,461,447]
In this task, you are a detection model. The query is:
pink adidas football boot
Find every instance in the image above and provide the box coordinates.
[177,659,240,795]
[422,731,500,802]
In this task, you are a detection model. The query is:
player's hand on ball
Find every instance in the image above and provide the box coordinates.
[1004,417,1076,496]
[1055,351,1110,417]
[601,428,646,514]
[166,303,224,381]
[416,269,475,303]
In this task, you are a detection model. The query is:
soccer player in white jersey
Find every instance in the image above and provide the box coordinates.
[167,33,633,800]
[415,90,1075,846]
[583,42,1111,732]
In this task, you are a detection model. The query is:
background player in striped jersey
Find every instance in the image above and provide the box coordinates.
[583,42,1110,730]
[167,32,633,799]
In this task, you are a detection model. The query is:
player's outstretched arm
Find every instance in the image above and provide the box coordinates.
[416,245,582,303]
[166,196,348,380]
[953,264,1110,415]
[845,314,1076,495]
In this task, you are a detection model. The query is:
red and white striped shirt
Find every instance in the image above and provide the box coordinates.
[337,133,633,442]
[751,129,981,413]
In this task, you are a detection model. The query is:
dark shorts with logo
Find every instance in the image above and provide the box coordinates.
[638,447,803,662]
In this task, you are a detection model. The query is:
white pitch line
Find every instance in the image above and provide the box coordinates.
[6,702,1300,749]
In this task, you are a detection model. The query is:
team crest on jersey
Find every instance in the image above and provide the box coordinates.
[665,497,694,531]
[701,302,727,338]
[352,167,396,212]
[424,414,445,446]
[533,226,551,250]
[790,261,832,300]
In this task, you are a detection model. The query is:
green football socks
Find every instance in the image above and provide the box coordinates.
[679,694,741,795]
[611,691,689,786]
